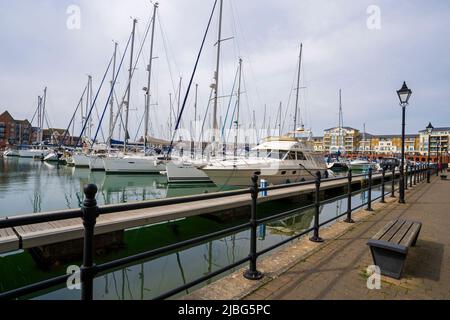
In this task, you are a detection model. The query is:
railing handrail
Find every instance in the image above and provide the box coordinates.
[0,163,435,300]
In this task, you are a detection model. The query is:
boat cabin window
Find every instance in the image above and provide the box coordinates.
[266,150,287,160]
[287,152,296,160]
[296,152,307,160]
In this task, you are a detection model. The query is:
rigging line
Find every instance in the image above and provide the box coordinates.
[226,99,238,142]
[75,52,114,147]
[167,0,218,157]
[93,102,106,143]
[106,16,153,144]
[229,0,263,109]
[133,109,146,143]
[157,12,178,96]
[221,63,239,142]
[281,58,298,134]
[29,102,39,126]
[199,88,214,145]
[58,85,88,147]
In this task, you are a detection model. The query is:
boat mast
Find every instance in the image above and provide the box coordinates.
[37,95,42,145]
[41,87,47,147]
[109,42,118,147]
[363,123,366,154]
[234,58,242,157]
[124,18,137,152]
[278,102,282,137]
[293,43,303,138]
[338,89,343,154]
[144,3,158,153]
[211,0,224,156]
[194,83,198,142]
[85,76,91,140]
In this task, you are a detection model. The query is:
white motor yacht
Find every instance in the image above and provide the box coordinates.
[349,159,378,172]
[198,137,328,187]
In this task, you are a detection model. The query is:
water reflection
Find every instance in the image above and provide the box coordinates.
[0,158,222,217]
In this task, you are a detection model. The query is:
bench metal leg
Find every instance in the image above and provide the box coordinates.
[411,227,422,247]
[369,246,407,279]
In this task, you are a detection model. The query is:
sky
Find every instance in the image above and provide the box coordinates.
[0,0,449,141]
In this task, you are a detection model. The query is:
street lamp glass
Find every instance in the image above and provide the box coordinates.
[397,81,412,105]
[426,122,434,134]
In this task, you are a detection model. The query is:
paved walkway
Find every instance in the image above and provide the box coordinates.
[245,176,450,300]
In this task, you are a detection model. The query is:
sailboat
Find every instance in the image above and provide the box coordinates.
[199,44,328,186]
[103,4,166,174]
[327,90,349,171]
[166,0,236,184]
[19,88,51,159]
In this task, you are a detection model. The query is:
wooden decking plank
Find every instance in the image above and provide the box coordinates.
[380,220,406,242]
[0,228,20,253]
[390,221,413,244]
[399,223,421,247]
[372,220,397,240]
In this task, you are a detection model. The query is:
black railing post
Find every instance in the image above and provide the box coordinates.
[367,167,374,211]
[414,165,417,185]
[381,167,386,203]
[310,172,324,243]
[405,164,408,190]
[344,169,354,223]
[410,165,413,188]
[81,184,99,301]
[391,166,396,198]
[244,175,263,280]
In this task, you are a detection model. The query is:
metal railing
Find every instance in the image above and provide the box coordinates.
[0,163,436,300]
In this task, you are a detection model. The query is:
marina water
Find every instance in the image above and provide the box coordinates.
[0,157,384,299]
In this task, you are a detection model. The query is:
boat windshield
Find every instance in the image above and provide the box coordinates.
[266,150,287,160]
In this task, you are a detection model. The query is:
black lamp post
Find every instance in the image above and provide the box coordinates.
[397,82,412,204]
[426,122,433,183]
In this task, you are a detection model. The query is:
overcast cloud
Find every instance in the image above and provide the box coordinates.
[1,0,449,141]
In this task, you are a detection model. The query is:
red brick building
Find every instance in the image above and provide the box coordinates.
[0,111,33,149]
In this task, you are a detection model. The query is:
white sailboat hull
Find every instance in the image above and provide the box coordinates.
[43,153,60,162]
[3,150,20,157]
[72,154,90,168]
[89,156,105,171]
[103,156,166,174]
[19,149,51,158]
[166,161,212,183]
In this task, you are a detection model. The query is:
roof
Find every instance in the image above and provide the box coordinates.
[0,111,14,120]
[376,134,419,139]
[324,126,359,132]
[359,133,375,139]
[418,127,450,133]
[253,137,312,151]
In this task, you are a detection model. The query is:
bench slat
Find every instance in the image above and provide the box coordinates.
[399,222,421,247]
[372,220,398,240]
[390,221,414,245]
[380,220,406,242]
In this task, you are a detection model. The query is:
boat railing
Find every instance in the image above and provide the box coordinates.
[0,163,436,300]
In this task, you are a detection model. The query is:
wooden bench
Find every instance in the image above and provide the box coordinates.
[367,219,422,279]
